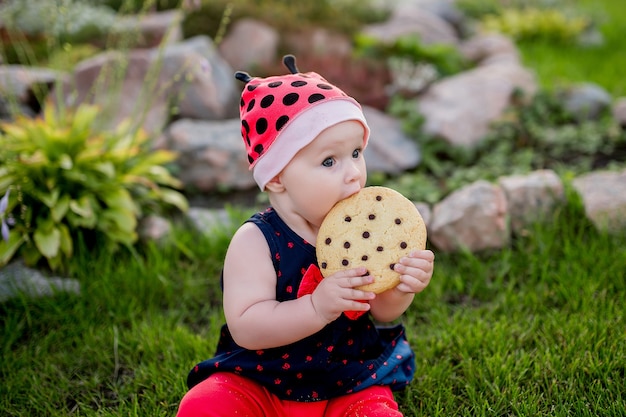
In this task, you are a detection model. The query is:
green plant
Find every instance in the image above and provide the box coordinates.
[480,8,590,43]
[0,0,118,44]
[355,34,468,79]
[0,104,188,271]
[182,0,387,40]
[382,90,626,204]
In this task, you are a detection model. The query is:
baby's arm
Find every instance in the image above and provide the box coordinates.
[369,249,435,323]
[222,223,374,350]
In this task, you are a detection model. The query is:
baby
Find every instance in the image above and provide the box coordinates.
[176,55,435,417]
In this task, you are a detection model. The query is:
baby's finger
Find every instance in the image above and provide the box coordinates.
[345,274,374,290]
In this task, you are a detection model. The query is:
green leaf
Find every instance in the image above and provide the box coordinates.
[0,233,27,267]
[93,162,116,178]
[101,208,137,233]
[34,226,61,258]
[101,188,137,213]
[38,188,60,208]
[59,153,73,169]
[58,223,73,258]
[51,194,71,222]
[159,189,189,212]
[69,195,95,218]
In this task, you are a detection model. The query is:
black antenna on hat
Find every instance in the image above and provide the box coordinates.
[283,54,299,74]
[235,71,253,83]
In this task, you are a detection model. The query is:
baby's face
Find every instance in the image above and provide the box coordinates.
[278,120,367,227]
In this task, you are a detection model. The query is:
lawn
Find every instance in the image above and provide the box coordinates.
[2,0,626,416]
[516,0,626,96]
[2,193,625,416]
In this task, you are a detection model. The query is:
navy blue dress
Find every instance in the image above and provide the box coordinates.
[187,207,415,402]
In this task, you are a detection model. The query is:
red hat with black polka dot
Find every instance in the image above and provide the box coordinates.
[236,55,370,190]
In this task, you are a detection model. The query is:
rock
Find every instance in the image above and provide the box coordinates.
[414,202,432,230]
[112,9,184,49]
[572,169,626,232]
[612,97,626,128]
[0,261,80,303]
[54,50,169,134]
[158,118,255,192]
[459,33,521,66]
[429,180,509,252]
[416,62,537,147]
[558,82,612,121]
[186,207,233,234]
[0,65,66,116]
[362,106,421,174]
[53,40,235,134]
[218,18,280,72]
[498,170,565,234]
[156,35,239,120]
[362,6,459,46]
[138,215,172,242]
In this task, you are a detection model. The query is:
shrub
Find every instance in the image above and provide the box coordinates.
[0,104,188,271]
[182,0,387,40]
[0,0,118,44]
[480,8,589,43]
[354,34,469,79]
[381,90,626,204]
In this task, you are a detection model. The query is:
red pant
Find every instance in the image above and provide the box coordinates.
[176,372,403,417]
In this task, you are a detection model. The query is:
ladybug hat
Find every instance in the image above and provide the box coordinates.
[236,55,370,190]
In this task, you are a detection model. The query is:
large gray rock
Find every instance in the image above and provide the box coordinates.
[416,62,537,147]
[0,65,66,117]
[218,18,280,73]
[572,169,626,232]
[160,35,239,120]
[0,261,80,303]
[158,118,255,192]
[363,106,421,174]
[429,180,509,252]
[53,36,237,134]
[362,5,459,46]
[498,170,565,234]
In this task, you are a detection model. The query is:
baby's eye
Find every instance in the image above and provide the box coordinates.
[322,157,334,167]
[352,148,361,159]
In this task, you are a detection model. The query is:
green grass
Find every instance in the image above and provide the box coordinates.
[2,195,625,416]
[2,1,626,415]
[516,0,626,96]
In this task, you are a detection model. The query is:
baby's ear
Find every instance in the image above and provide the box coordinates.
[264,176,285,192]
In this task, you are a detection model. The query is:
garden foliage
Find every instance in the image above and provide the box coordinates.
[0,104,188,271]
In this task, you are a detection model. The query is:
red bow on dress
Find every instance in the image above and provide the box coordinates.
[297,264,367,320]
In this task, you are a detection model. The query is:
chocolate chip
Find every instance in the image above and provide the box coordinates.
[395,218,401,225]
[325,237,332,245]
[344,216,352,222]
[321,262,327,269]
[390,263,395,270]
[362,231,370,238]
[344,241,351,249]
[400,242,407,249]
[362,255,368,261]
[342,259,349,266]
[368,214,376,220]
[376,246,384,252]
[376,195,382,201]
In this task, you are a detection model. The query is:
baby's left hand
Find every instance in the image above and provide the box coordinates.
[393,250,435,294]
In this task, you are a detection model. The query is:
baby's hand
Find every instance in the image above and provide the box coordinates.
[310,267,375,323]
[392,250,435,294]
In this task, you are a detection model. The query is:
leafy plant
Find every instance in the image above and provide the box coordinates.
[355,34,469,79]
[0,104,188,271]
[0,0,118,44]
[382,90,626,204]
[182,0,388,40]
[480,8,590,43]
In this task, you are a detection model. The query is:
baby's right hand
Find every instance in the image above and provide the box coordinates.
[310,267,376,323]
